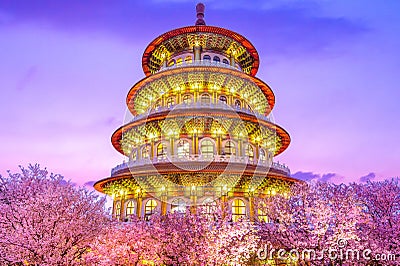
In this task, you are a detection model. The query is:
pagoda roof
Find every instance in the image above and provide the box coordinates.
[142,25,260,76]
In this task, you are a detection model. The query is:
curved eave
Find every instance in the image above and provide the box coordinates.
[126,66,275,115]
[93,165,298,194]
[142,25,260,77]
[111,110,290,156]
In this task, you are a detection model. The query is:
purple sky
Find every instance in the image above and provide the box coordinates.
[0,0,399,186]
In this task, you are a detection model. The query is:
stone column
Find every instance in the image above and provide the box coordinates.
[193,45,202,61]
[120,197,126,222]
[150,140,155,160]
[193,132,199,155]
[170,137,175,156]
[161,195,168,215]
[136,195,142,219]
[248,194,255,222]
[112,199,117,219]
[238,139,243,156]
[230,53,235,67]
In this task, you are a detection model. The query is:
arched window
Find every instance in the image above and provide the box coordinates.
[213,56,220,63]
[201,139,214,157]
[202,198,217,217]
[126,200,135,216]
[222,58,229,64]
[157,143,167,159]
[203,55,211,61]
[115,201,121,217]
[200,93,211,105]
[245,143,254,161]
[176,58,183,65]
[224,141,236,156]
[168,59,176,67]
[219,95,227,104]
[182,94,192,105]
[184,56,192,64]
[145,199,157,220]
[177,140,190,157]
[142,145,150,159]
[259,148,266,161]
[166,97,175,108]
[234,99,241,109]
[131,149,137,161]
[232,199,246,222]
[171,198,186,213]
[258,202,269,223]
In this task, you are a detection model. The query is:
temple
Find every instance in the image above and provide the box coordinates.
[94,3,298,222]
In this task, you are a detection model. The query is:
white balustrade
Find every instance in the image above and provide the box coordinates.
[111,155,290,176]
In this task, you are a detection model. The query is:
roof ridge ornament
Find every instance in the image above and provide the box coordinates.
[195,3,206,26]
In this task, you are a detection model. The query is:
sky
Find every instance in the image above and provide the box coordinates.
[0,0,399,186]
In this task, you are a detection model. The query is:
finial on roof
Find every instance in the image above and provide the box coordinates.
[195,3,206,26]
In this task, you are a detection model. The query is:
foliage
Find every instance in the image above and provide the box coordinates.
[0,164,110,265]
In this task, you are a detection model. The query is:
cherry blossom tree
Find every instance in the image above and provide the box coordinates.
[84,207,259,266]
[0,164,110,265]
[256,182,362,265]
[354,179,400,264]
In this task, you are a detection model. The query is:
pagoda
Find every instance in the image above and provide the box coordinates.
[94,3,298,222]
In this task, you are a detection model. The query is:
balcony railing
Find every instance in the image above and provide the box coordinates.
[129,102,272,124]
[158,59,240,73]
[110,156,290,176]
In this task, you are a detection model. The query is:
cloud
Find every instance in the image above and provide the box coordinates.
[292,171,341,183]
[83,180,96,187]
[359,172,376,183]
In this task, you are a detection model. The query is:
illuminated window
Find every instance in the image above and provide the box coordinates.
[258,202,269,223]
[171,198,186,213]
[176,58,183,65]
[157,143,167,159]
[200,93,211,104]
[234,99,241,109]
[259,148,266,161]
[224,141,236,156]
[201,139,214,156]
[184,56,192,64]
[115,201,121,217]
[142,145,150,159]
[182,94,192,105]
[202,198,217,217]
[222,58,229,64]
[168,59,176,66]
[213,56,220,63]
[203,55,211,61]
[232,199,246,222]
[245,143,254,160]
[131,149,137,161]
[126,200,135,216]
[177,140,190,157]
[145,199,157,220]
[219,95,227,104]
[166,97,175,108]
